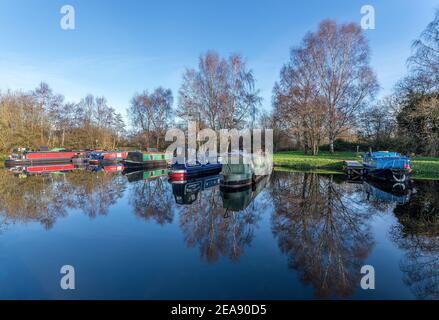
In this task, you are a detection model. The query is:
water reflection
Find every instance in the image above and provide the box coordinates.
[0,168,126,229]
[1,166,439,299]
[270,172,374,298]
[127,169,174,225]
[174,174,269,263]
[391,180,439,299]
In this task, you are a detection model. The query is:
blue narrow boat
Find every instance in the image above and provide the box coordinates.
[169,161,222,182]
[363,151,412,182]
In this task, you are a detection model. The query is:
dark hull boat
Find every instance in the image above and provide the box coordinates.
[88,151,128,165]
[363,151,412,182]
[4,150,82,167]
[220,163,253,189]
[169,162,222,182]
[123,151,172,168]
[220,153,272,189]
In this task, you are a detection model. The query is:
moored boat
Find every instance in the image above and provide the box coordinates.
[220,163,253,188]
[88,151,128,165]
[169,162,222,182]
[123,151,173,168]
[363,151,412,182]
[220,152,272,189]
[4,147,82,167]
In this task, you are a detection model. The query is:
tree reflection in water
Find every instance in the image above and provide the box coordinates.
[128,174,174,225]
[177,179,269,263]
[270,171,374,298]
[0,169,126,229]
[391,180,439,300]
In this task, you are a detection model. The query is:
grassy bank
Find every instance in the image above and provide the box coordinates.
[0,154,6,167]
[274,151,439,180]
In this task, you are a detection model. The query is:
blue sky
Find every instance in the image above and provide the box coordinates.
[0,0,438,119]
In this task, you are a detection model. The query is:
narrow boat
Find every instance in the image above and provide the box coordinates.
[220,152,272,189]
[169,161,222,182]
[123,151,173,168]
[220,163,253,188]
[88,151,128,165]
[363,151,412,182]
[4,147,81,167]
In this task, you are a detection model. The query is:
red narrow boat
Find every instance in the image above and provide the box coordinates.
[4,149,81,167]
[89,151,128,165]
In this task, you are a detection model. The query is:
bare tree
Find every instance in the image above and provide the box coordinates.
[408,9,439,93]
[178,51,261,130]
[358,96,399,148]
[128,87,173,150]
[151,87,173,149]
[273,44,327,155]
[276,20,378,153]
[0,84,125,152]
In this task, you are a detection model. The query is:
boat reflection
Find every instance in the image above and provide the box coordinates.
[173,173,270,263]
[171,175,220,205]
[126,168,174,225]
[220,175,270,212]
[0,168,126,228]
[124,167,169,183]
[363,178,412,204]
[2,166,439,299]
[8,163,77,177]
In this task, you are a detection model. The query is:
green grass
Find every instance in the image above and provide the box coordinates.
[0,154,6,168]
[274,151,439,180]
[409,156,439,180]
[274,151,361,170]
[273,166,344,175]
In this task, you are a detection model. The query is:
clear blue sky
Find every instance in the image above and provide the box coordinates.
[0,0,438,119]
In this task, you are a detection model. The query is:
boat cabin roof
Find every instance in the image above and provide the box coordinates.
[366,151,403,158]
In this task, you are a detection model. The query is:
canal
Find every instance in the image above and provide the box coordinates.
[0,167,438,299]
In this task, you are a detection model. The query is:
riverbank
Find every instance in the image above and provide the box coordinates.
[0,154,5,167]
[274,151,439,180]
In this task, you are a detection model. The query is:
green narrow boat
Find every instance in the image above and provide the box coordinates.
[123,151,173,168]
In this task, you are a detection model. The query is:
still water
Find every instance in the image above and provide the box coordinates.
[0,166,438,299]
